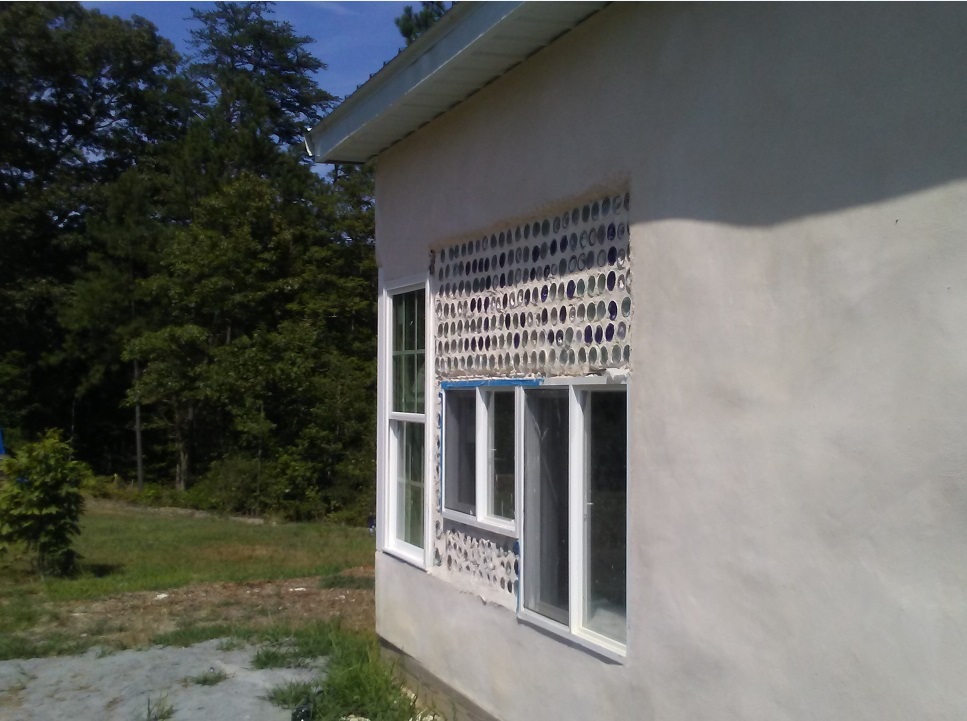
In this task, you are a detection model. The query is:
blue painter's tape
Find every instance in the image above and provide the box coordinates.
[440,378,543,390]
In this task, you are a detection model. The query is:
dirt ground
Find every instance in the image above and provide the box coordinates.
[0,569,376,720]
[40,568,375,650]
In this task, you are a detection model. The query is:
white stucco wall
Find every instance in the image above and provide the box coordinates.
[374,4,967,720]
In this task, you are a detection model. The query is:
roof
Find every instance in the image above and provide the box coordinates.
[305,1,608,164]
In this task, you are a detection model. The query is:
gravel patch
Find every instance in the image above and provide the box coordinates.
[0,639,322,721]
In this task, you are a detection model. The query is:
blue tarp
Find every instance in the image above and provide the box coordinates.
[0,428,5,455]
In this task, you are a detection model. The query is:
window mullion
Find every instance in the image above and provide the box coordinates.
[475,388,487,519]
[568,385,585,633]
[514,386,524,541]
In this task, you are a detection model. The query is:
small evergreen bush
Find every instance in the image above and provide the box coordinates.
[0,430,90,576]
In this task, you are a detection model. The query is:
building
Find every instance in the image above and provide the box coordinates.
[307,4,967,720]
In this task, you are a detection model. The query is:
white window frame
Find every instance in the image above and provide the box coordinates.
[377,270,433,568]
[517,377,629,661]
[439,375,629,659]
[441,381,528,537]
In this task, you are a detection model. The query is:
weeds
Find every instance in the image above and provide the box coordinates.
[250,620,339,669]
[264,626,430,721]
[318,574,374,590]
[143,694,174,721]
[266,679,319,708]
[216,637,246,652]
[183,667,229,686]
[152,624,234,648]
[0,631,89,661]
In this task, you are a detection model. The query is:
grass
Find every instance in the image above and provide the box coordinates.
[264,625,434,721]
[319,573,375,590]
[143,695,174,720]
[266,679,318,708]
[250,620,339,669]
[0,499,439,720]
[0,499,375,603]
[183,667,230,686]
[152,624,236,648]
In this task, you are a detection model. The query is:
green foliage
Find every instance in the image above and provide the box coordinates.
[0,2,196,443]
[266,628,425,721]
[0,431,90,576]
[143,695,175,721]
[184,667,230,686]
[395,2,449,45]
[153,624,236,649]
[17,501,376,603]
[319,574,375,591]
[0,2,379,524]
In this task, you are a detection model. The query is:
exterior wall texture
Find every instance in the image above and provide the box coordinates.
[374,4,967,721]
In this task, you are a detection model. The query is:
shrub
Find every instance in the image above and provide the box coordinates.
[0,430,90,576]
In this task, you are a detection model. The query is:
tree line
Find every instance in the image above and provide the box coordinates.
[0,1,411,523]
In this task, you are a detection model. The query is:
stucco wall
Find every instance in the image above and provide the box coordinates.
[374,4,967,720]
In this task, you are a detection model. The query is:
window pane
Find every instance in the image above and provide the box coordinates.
[391,289,425,413]
[392,353,408,412]
[489,392,515,520]
[445,390,476,515]
[414,289,425,351]
[523,389,569,624]
[584,391,627,643]
[395,420,424,548]
[393,293,406,351]
[413,352,425,414]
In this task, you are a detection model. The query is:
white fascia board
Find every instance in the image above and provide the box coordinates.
[307,1,607,164]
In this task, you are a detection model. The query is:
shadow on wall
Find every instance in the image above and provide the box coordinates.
[631,3,967,226]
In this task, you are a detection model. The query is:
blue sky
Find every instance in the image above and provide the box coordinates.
[82,1,414,99]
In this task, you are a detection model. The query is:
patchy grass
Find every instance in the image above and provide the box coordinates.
[153,624,236,648]
[183,667,230,686]
[319,573,375,590]
[142,694,174,720]
[0,499,436,721]
[265,626,434,721]
[0,500,375,660]
[250,620,339,669]
[0,499,374,603]
[266,679,318,708]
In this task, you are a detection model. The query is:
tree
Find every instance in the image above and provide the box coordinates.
[185,1,335,185]
[0,431,90,576]
[395,2,449,46]
[0,2,195,446]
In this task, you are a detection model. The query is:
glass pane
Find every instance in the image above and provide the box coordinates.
[393,293,406,351]
[392,354,407,412]
[395,421,424,548]
[489,392,515,520]
[391,289,425,414]
[414,352,425,414]
[584,391,627,642]
[444,390,476,515]
[414,289,425,350]
[523,389,569,624]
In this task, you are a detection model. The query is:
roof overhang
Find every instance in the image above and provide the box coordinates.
[306,1,608,164]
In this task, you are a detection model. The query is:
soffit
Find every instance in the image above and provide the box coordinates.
[306,2,608,164]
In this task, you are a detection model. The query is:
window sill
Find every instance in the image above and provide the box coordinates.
[517,608,626,664]
[381,541,426,570]
[442,509,517,537]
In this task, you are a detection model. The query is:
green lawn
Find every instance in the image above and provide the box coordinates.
[0,499,375,603]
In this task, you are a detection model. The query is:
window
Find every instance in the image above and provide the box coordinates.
[523,389,570,625]
[583,390,628,643]
[487,391,515,520]
[444,390,476,515]
[441,380,628,652]
[441,385,520,533]
[383,283,428,564]
[521,384,628,652]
